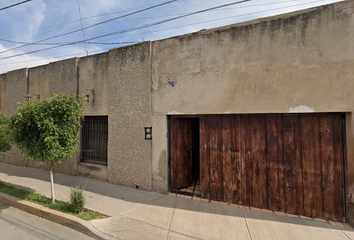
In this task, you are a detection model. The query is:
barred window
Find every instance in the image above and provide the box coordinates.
[80,116,108,165]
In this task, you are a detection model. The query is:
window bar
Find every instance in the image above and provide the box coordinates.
[80,116,108,165]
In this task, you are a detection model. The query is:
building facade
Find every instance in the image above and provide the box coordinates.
[1,0,354,223]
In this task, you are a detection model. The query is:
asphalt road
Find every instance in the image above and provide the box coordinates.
[0,202,95,240]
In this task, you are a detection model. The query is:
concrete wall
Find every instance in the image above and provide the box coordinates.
[5,69,28,167]
[150,0,354,213]
[0,55,110,181]
[0,0,353,223]
[78,53,109,116]
[77,52,109,181]
[0,73,7,115]
[107,43,152,190]
[49,58,78,96]
[28,65,49,101]
[7,68,28,116]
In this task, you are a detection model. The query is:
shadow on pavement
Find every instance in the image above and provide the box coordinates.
[0,161,352,231]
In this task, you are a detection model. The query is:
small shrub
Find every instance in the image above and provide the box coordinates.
[69,184,86,213]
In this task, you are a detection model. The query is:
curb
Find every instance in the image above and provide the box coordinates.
[0,192,118,240]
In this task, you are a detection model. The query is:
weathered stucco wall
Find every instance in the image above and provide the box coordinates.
[28,65,49,101]
[107,42,152,190]
[7,69,28,116]
[150,0,354,207]
[0,73,7,116]
[77,52,109,181]
[78,53,108,116]
[0,54,111,181]
[5,69,28,167]
[49,58,78,96]
[0,0,353,222]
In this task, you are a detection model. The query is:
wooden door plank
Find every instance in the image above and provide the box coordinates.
[249,115,267,209]
[266,115,282,211]
[313,115,323,219]
[200,117,210,199]
[331,114,344,221]
[222,116,234,203]
[234,115,242,205]
[241,115,251,206]
[301,115,322,218]
[209,116,217,201]
[170,118,177,190]
[209,116,223,201]
[320,114,337,220]
[282,115,299,215]
[300,115,313,218]
[293,115,304,216]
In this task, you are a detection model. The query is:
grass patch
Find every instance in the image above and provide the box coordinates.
[0,181,107,221]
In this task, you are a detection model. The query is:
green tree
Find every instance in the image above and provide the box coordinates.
[0,114,12,152]
[11,93,85,203]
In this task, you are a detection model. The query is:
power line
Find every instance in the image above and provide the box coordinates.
[0,38,137,45]
[1,0,169,40]
[0,0,298,44]
[87,0,324,46]
[0,0,31,11]
[83,0,331,44]
[77,0,88,55]
[0,0,251,60]
[0,0,337,64]
[0,0,179,55]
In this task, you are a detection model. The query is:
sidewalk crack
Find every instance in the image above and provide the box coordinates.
[166,197,178,240]
[336,226,352,240]
[241,208,253,240]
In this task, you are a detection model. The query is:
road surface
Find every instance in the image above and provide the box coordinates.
[0,202,95,240]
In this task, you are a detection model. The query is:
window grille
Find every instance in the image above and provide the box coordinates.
[80,116,108,165]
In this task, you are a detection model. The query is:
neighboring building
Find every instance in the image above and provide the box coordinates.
[1,0,354,224]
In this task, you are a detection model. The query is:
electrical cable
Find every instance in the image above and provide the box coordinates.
[0,0,31,11]
[77,0,88,55]
[0,0,179,55]
[0,38,136,45]
[0,0,251,60]
[0,0,305,47]
[74,0,333,45]
[0,0,342,65]
[1,0,169,39]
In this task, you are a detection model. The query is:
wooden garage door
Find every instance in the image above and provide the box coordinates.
[200,113,344,221]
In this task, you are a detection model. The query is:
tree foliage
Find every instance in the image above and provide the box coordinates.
[0,114,12,152]
[11,93,85,163]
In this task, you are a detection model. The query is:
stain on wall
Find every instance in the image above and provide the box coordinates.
[158,150,167,180]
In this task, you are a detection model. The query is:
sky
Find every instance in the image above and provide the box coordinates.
[0,0,345,73]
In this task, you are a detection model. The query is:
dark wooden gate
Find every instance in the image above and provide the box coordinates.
[199,113,344,221]
[170,117,193,190]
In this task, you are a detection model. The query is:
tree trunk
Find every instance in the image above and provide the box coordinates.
[50,163,55,204]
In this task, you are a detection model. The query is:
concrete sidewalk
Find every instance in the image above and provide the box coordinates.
[0,162,353,240]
